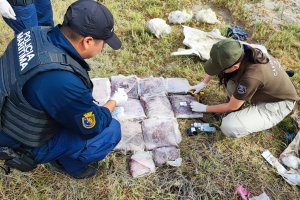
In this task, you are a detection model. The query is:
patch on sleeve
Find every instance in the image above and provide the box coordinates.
[237,84,247,94]
[82,111,96,129]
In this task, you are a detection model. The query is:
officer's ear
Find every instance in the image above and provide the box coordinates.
[81,36,95,50]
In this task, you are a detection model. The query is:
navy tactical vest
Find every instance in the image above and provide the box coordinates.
[0,27,93,147]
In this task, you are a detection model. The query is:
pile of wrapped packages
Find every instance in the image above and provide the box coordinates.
[92,76,202,177]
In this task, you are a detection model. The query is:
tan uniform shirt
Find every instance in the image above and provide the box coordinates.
[232,57,300,103]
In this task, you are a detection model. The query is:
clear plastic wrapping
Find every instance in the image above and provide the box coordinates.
[139,77,166,97]
[142,118,181,150]
[169,95,203,118]
[130,151,155,178]
[141,96,174,118]
[152,146,180,166]
[165,78,190,94]
[113,98,146,121]
[114,120,145,152]
[91,78,111,106]
[111,75,139,99]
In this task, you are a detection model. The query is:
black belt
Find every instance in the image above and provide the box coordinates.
[8,0,34,6]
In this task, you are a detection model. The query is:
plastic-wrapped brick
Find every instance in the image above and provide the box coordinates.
[142,118,181,150]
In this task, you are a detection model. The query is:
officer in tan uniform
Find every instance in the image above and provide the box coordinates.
[189,38,299,137]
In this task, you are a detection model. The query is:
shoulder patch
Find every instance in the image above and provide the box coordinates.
[237,84,247,94]
[82,111,96,129]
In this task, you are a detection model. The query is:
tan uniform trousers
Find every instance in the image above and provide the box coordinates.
[221,80,296,138]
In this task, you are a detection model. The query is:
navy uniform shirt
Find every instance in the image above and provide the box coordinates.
[22,25,112,139]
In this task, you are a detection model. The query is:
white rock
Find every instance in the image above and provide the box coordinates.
[195,8,220,24]
[168,10,193,24]
[146,18,172,38]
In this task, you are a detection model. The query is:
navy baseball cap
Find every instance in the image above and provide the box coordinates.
[63,0,121,50]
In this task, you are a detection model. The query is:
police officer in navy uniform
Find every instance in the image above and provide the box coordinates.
[0,0,53,34]
[0,0,127,179]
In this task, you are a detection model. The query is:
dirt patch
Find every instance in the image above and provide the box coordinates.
[246,0,300,28]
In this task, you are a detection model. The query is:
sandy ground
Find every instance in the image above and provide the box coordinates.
[246,0,300,28]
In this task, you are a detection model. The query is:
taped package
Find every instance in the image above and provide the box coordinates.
[112,98,146,121]
[91,78,111,105]
[114,120,145,152]
[169,95,203,118]
[142,118,181,150]
[165,78,190,94]
[130,151,156,178]
[139,77,166,97]
[152,146,181,167]
[111,75,139,99]
[141,96,174,118]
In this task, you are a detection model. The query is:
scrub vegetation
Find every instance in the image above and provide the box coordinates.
[0,0,299,199]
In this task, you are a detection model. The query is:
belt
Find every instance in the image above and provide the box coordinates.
[8,0,34,6]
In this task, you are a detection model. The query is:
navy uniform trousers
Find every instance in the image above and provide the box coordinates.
[3,0,54,34]
[0,119,121,177]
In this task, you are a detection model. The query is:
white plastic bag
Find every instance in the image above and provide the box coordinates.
[195,8,220,24]
[168,10,193,24]
[171,26,225,60]
[146,18,171,38]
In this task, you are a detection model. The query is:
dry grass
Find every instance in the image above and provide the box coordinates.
[0,0,300,199]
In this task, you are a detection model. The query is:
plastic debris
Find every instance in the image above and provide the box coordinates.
[249,192,270,200]
[130,151,155,178]
[166,157,182,167]
[262,150,300,185]
[91,78,111,105]
[168,10,193,24]
[284,131,297,145]
[172,26,276,62]
[195,8,220,24]
[281,155,300,169]
[236,185,251,200]
[226,26,249,41]
[280,130,300,169]
[171,26,225,60]
[146,18,171,38]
